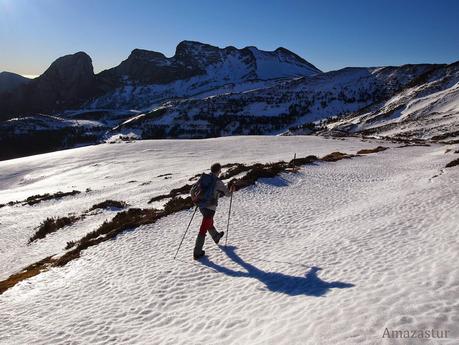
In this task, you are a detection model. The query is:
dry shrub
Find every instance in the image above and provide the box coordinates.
[0,256,55,294]
[231,162,288,190]
[55,208,162,267]
[29,216,78,243]
[357,146,388,154]
[288,155,318,167]
[148,185,192,203]
[164,197,194,214]
[321,152,353,162]
[220,163,253,180]
[89,200,127,211]
[188,173,201,181]
[25,190,81,206]
[445,158,459,168]
[1,190,81,209]
[65,241,76,249]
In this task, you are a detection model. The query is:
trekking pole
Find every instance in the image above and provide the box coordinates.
[173,206,198,259]
[225,192,233,246]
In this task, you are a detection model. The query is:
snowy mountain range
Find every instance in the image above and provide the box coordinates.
[0,40,458,160]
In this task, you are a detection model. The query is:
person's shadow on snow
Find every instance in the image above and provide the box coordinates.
[200,246,354,297]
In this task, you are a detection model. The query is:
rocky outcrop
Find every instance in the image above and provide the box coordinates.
[0,52,97,120]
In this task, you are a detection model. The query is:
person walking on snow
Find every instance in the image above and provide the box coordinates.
[193,162,236,260]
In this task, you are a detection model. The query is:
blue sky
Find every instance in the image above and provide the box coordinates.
[1,0,458,76]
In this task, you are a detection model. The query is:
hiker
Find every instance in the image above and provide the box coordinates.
[193,162,236,260]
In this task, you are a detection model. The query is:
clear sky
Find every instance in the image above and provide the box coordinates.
[1,0,459,76]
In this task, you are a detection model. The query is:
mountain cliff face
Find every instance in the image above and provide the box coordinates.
[0,52,97,119]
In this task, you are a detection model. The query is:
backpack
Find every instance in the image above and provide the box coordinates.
[190,173,217,206]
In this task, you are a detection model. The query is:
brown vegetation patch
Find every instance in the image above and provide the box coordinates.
[288,155,318,167]
[445,158,459,168]
[1,190,82,208]
[29,216,79,243]
[0,256,55,294]
[25,190,81,206]
[188,173,201,181]
[397,143,431,148]
[164,196,194,213]
[357,146,389,154]
[439,139,459,145]
[320,152,354,162]
[431,130,459,141]
[230,162,288,190]
[148,184,192,203]
[89,200,128,211]
[220,163,254,180]
[55,208,163,267]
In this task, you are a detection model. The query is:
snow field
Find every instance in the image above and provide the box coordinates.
[0,136,458,345]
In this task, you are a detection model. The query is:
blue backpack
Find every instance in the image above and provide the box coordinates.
[190,173,217,207]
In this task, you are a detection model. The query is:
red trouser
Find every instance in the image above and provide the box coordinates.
[199,208,216,235]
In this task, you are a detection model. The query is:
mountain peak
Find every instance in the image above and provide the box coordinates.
[128,49,166,60]
[41,51,94,80]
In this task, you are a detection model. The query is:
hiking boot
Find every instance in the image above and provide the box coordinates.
[208,227,224,244]
[193,250,206,260]
[193,234,206,259]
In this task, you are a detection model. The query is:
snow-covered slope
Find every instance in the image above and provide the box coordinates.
[1,114,102,134]
[110,64,436,138]
[325,62,459,141]
[0,136,458,344]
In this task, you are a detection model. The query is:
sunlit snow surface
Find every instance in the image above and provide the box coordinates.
[0,136,458,345]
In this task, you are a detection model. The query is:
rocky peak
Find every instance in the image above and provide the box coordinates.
[127,49,167,61]
[0,52,98,118]
[37,51,95,90]
[174,40,223,67]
